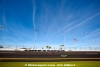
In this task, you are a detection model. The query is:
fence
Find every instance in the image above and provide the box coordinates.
[1,46,100,51]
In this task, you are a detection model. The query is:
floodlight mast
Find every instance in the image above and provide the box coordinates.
[0,25,4,31]
[62,31,66,46]
[84,32,91,50]
[34,29,39,50]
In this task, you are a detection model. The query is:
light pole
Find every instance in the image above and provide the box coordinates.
[42,47,44,51]
[30,46,31,49]
[34,29,39,50]
[62,31,66,46]
[84,32,91,50]
[9,45,10,48]
[0,25,4,31]
[54,47,55,50]
[16,45,17,49]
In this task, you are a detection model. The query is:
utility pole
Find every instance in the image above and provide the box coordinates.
[84,32,91,50]
[34,29,39,50]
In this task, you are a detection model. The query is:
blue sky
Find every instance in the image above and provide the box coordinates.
[0,0,100,49]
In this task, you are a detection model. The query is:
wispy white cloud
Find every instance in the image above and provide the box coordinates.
[31,0,36,30]
[5,22,35,43]
[9,27,24,40]
[2,13,6,28]
[89,32,100,37]
[1,12,7,40]
[82,28,100,39]
[65,13,100,33]
[89,28,100,35]
[49,20,76,38]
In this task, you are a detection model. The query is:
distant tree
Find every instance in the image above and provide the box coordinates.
[46,45,49,50]
[0,45,3,48]
[46,45,51,51]
[48,46,51,50]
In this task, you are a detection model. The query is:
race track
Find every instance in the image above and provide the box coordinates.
[0,51,100,62]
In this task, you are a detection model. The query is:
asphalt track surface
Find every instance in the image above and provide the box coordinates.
[0,51,100,62]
